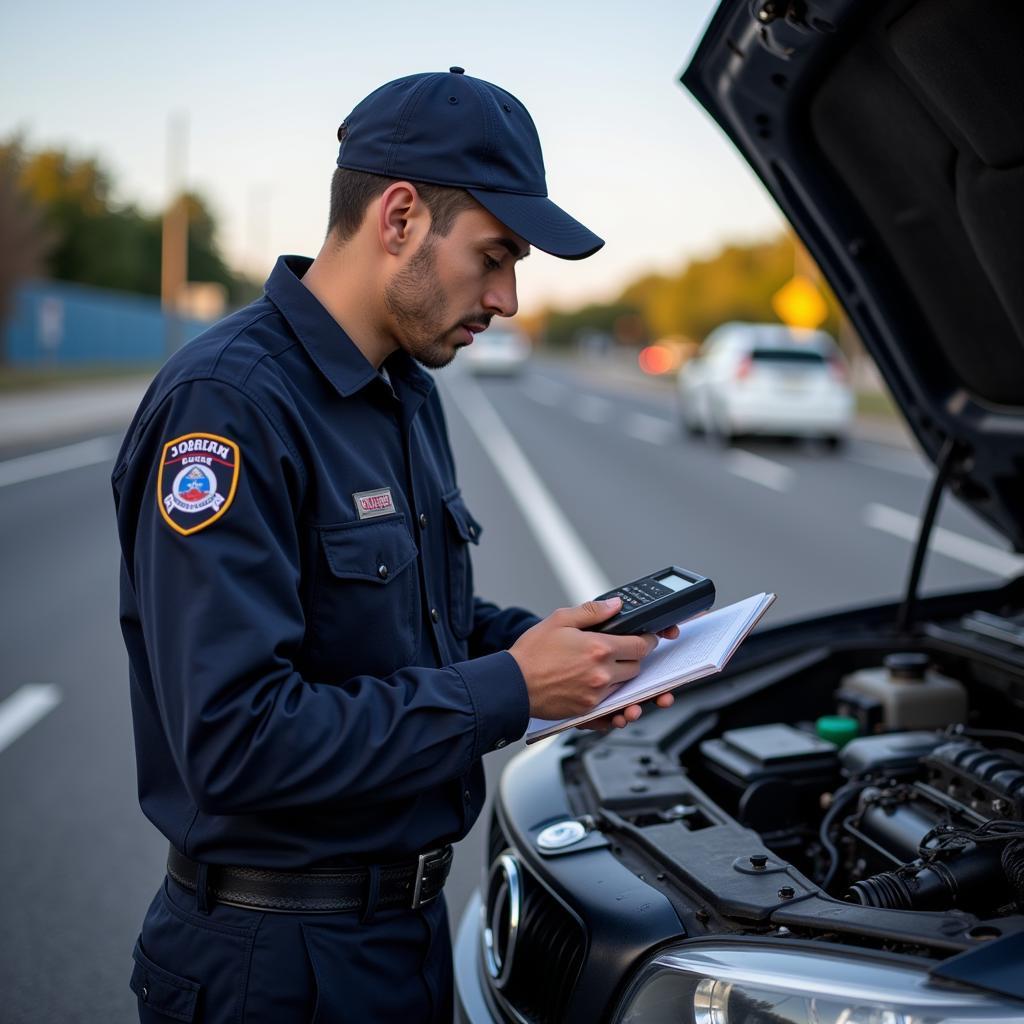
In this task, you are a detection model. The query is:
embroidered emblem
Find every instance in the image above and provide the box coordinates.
[158,432,240,536]
[353,487,395,520]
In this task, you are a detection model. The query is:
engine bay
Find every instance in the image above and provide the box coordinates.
[565,613,1024,957]
[698,719,1024,918]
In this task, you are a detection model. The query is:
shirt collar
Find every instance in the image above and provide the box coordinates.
[263,255,435,403]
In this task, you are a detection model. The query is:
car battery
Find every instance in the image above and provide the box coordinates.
[699,723,840,831]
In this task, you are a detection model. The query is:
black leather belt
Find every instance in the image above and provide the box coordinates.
[166,844,454,914]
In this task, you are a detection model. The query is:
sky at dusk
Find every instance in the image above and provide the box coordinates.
[0,0,786,314]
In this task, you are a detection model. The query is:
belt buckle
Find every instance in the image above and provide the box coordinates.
[411,847,445,909]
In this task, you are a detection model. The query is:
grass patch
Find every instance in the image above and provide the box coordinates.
[0,363,160,394]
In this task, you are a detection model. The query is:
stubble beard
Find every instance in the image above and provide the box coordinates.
[383,238,471,370]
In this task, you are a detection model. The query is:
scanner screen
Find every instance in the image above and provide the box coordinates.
[659,573,693,592]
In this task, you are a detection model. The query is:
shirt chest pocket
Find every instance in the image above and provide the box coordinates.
[442,491,482,640]
[309,516,419,677]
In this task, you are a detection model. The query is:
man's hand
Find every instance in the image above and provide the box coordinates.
[577,621,680,731]
[509,598,672,723]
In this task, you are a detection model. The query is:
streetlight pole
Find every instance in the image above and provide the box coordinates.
[161,113,188,356]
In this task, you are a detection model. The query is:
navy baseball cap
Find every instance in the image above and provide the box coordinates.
[336,67,603,260]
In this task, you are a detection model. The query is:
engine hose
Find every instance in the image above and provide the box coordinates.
[1003,839,1024,910]
[850,843,1005,912]
[820,781,866,891]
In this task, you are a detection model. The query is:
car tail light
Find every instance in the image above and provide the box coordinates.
[734,355,753,381]
[829,357,848,383]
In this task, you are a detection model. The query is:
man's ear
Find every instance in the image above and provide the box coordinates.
[377,182,429,256]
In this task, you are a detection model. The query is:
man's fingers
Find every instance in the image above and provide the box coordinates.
[612,705,643,729]
[557,597,622,629]
[656,624,680,640]
[609,632,657,662]
[577,697,669,733]
[607,660,643,688]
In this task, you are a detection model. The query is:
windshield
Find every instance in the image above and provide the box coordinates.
[751,349,827,365]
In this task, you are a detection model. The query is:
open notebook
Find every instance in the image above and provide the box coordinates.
[525,591,776,743]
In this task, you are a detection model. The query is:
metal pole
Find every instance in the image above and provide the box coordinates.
[161,113,188,356]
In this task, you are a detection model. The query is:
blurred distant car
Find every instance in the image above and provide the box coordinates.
[677,322,854,447]
[463,324,531,376]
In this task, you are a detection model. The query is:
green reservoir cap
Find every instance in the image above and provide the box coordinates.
[816,715,859,748]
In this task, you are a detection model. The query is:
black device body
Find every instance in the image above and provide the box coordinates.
[591,566,716,635]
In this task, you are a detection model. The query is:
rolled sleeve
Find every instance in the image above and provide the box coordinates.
[453,650,530,759]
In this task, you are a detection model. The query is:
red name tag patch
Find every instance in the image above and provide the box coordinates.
[353,487,395,519]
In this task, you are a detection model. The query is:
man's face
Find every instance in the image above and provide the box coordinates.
[383,204,528,369]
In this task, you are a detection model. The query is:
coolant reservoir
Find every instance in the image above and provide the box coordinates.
[839,653,967,731]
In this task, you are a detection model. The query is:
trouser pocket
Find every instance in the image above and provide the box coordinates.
[130,881,259,1024]
[130,939,199,1022]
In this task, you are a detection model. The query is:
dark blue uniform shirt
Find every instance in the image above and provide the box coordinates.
[113,255,536,869]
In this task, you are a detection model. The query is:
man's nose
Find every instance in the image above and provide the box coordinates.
[483,273,518,318]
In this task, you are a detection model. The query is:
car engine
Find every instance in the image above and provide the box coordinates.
[697,720,1024,919]
[558,637,1024,953]
[840,735,1024,914]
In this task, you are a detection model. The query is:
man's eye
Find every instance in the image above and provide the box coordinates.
[483,255,502,272]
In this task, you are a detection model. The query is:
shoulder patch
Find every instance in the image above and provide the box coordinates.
[158,432,240,536]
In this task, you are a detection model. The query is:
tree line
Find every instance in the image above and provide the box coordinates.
[0,137,259,333]
[538,235,844,349]
[0,136,848,362]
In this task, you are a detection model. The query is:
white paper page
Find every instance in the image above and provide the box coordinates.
[527,592,771,740]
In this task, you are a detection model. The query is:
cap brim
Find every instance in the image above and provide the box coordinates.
[467,188,604,261]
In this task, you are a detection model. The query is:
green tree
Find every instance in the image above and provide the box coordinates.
[538,234,844,352]
[543,301,646,349]
[0,137,259,307]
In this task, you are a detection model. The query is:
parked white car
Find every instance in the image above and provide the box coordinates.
[677,322,854,446]
[463,324,531,376]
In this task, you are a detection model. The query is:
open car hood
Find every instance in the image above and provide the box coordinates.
[683,0,1024,551]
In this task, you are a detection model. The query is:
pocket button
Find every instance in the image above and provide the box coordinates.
[377,564,389,580]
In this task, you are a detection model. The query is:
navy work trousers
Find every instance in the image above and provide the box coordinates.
[129,876,453,1022]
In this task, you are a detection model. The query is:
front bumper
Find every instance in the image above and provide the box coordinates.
[455,890,500,1024]
[452,737,686,1023]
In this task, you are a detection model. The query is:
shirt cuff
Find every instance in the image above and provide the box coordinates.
[452,650,530,760]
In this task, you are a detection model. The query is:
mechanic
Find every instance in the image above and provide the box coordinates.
[113,67,677,1023]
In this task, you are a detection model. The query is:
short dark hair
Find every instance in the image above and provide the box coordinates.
[327,161,477,244]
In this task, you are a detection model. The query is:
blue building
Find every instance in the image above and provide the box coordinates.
[3,279,212,367]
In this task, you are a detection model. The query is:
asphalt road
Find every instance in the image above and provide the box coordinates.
[1,355,1016,1022]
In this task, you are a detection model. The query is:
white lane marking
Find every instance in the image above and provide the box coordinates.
[864,503,1024,577]
[726,450,794,492]
[848,449,931,479]
[574,395,612,424]
[443,377,610,605]
[624,413,674,446]
[0,435,121,488]
[0,684,62,754]
[521,377,564,407]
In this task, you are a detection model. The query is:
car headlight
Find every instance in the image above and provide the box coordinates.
[614,942,1022,1023]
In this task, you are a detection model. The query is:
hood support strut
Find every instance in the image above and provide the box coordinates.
[898,437,958,633]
